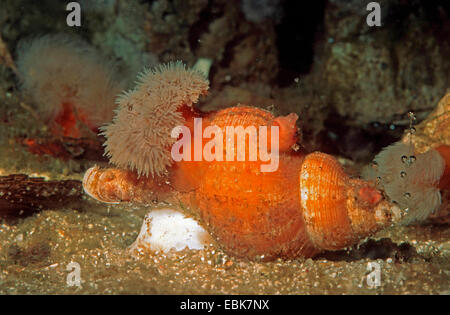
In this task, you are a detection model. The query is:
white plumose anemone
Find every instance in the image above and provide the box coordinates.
[101,62,209,177]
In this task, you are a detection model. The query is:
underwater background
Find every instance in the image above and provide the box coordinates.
[0,0,448,294]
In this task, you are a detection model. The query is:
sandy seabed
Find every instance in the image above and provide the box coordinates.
[0,201,448,295]
[0,94,448,295]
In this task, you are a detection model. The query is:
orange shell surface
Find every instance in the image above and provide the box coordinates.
[273,113,299,152]
[193,106,319,260]
[299,152,384,251]
[83,166,172,204]
[208,105,298,157]
[210,106,274,126]
[169,106,211,192]
[195,153,320,260]
[209,106,276,160]
[299,152,356,250]
[172,105,299,193]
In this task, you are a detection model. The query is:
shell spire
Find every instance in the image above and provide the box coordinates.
[300,152,392,251]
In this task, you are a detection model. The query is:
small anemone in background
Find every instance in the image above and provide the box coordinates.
[16,34,126,138]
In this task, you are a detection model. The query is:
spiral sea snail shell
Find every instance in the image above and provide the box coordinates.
[83,106,395,260]
[82,62,447,261]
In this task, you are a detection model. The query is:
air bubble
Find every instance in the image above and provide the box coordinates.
[401,155,408,163]
[404,192,411,199]
[376,176,382,185]
[409,156,416,163]
[400,171,407,178]
[371,161,378,169]
[407,111,416,121]
[410,127,416,134]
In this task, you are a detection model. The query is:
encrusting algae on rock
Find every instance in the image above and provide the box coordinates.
[83,62,449,261]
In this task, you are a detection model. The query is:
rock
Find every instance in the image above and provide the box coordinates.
[318,0,449,127]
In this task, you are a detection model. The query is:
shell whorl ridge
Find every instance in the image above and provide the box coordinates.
[300,152,391,251]
[196,152,318,260]
[101,62,209,177]
[207,105,299,157]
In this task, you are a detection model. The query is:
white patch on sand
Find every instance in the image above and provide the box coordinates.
[129,208,210,255]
